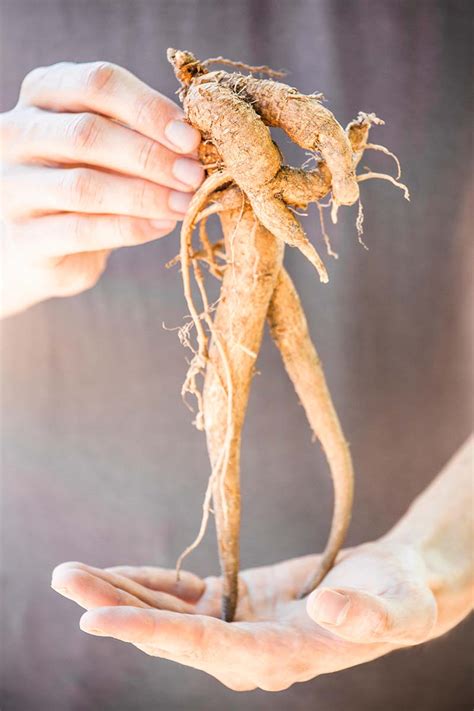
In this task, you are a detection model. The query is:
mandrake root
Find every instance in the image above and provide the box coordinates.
[166,49,409,620]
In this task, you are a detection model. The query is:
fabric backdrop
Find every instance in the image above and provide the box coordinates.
[1,1,472,709]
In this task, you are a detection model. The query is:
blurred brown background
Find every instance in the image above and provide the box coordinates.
[1,1,472,709]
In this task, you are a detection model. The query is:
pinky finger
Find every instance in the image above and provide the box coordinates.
[10,213,177,259]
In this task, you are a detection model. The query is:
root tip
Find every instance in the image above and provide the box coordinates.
[222,593,237,622]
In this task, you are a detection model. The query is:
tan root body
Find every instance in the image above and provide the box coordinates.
[166,49,409,621]
[268,268,353,597]
[204,209,283,620]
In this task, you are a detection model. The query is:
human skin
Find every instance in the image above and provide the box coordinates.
[0,61,204,318]
[52,436,473,692]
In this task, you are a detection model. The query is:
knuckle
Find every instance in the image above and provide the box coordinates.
[134,179,157,214]
[19,65,49,99]
[115,216,137,247]
[69,213,88,248]
[115,216,147,246]
[66,169,96,207]
[68,113,101,151]
[1,106,44,160]
[83,61,117,95]
[137,138,160,175]
[134,91,160,127]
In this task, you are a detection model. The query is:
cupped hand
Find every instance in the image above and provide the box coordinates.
[0,61,203,316]
[51,540,437,691]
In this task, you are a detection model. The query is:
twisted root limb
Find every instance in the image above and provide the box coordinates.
[209,71,359,207]
[268,268,354,597]
[202,207,284,620]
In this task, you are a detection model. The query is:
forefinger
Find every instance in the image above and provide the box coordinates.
[19,61,201,154]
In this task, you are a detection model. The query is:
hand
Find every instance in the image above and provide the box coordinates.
[0,61,204,317]
[51,540,437,692]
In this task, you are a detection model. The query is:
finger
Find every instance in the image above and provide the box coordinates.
[79,606,256,670]
[105,565,205,603]
[51,567,151,610]
[9,214,176,258]
[307,585,437,645]
[51,563,193,613]
[9,108,204,192]
[19,61,201,154]
[3,165,193,221]
[48,249,110,297]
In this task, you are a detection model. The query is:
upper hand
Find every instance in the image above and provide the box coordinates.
[51,540,437,691]
[0,61,204,316]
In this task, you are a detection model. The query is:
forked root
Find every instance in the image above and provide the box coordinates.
[203,209,284,620]
[268,268,354,597]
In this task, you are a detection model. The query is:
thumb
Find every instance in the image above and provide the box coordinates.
[306,585,436,645]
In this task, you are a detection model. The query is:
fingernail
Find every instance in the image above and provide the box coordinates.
[311,589,350,626]
[172,157,204,188]
[169,190,193,214]
[51,584,70,596]
[149,219,177,231]
[165,119,200,153]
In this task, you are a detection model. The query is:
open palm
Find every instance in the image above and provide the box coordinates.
[52,540,436,691]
